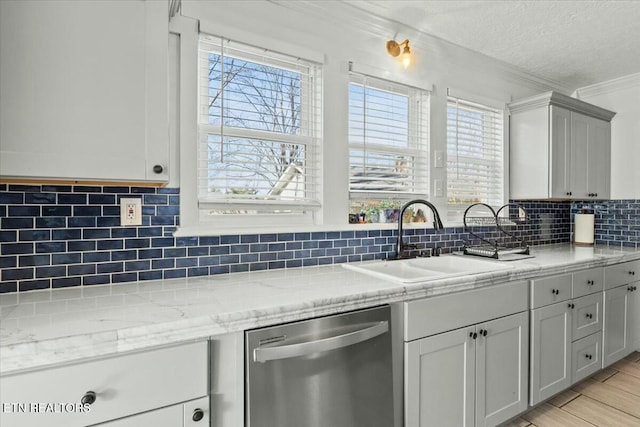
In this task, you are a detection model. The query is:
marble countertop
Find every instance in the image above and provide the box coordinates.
[2,243,640,375]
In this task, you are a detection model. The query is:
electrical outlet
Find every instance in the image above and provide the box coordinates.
[120,197,142,226]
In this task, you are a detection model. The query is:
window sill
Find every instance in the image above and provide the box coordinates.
[172,221,444,237]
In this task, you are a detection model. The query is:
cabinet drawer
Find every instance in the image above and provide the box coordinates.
[403,281,528,341]
[571,332,602,384]
[605,260,640,290]
[572,293,603,341]
[572,267,604,298]
[0,341,208,427]
[531,274,572,309]
[95,396,209,427]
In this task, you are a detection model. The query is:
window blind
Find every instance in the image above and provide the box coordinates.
[446,96,504,220]
[348,73,429,201]
[197,34,322,213]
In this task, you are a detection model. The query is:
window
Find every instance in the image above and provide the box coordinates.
[197,35,322,221]
[446,95,504,221]
[348,73,429,223]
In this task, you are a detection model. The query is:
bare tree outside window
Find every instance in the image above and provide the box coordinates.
[205,53,306,199]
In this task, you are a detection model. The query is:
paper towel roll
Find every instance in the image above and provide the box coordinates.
[574,213,595,246]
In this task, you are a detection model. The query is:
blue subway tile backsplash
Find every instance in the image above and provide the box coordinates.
[0,185,584,293]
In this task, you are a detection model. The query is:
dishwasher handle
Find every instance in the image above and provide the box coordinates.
[253,320,389,363]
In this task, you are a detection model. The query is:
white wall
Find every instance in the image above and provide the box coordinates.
[575,73,640,199]
[177,0,563,230]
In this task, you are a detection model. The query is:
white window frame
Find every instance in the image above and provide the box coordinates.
[446,92,506,222]
[171,16,325,235]
[348,71,430,205]
[196,35,322,217]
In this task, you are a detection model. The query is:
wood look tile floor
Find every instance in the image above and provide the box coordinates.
[503,352,640,427]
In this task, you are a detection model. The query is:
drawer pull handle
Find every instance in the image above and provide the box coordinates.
[587,280,594,286]
[585,354,593,360]
[479,329,488,337]
[551,289,559,295]
[192,408,205,422]
[629,271,636,276]
[568,303,575,309]
[469,332,478,340]
[81,391,96,405]
[586,313,593,319]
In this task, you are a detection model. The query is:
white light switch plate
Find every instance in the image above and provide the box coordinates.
[434,179,444,197]
[434,150,444,168]
[120,197,142,226]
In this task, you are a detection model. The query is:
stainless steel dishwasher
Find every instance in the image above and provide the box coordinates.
[245,305,394,427]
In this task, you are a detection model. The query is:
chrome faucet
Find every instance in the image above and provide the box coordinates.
[393,199,444,259]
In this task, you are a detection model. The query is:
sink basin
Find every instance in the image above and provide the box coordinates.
[342,255,513,284]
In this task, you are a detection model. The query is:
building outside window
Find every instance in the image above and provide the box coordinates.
[348,73,430,224]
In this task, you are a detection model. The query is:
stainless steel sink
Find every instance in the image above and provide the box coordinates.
[342,255,513,284]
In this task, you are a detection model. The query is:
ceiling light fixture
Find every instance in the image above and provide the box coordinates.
[386,39,411,69]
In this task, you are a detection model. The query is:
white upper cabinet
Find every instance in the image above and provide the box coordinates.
[0,0,169,183]
[509,91,615,200]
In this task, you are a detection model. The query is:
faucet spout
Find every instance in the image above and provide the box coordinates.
[393,199,444,259]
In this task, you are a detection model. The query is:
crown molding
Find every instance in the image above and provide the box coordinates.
[267,0,571,94]
[508,91,616,121]
[574,72,640,99]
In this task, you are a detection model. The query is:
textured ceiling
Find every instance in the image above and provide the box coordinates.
[340,0,640,90]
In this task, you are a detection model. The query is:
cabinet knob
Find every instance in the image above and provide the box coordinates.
[568,303,575,309]
[469,332,478,340]
[587,280,594,286]
[480,329,488,337]
[586,313,593,319]
[629,271,636,276]
[585,354,593,360]
[634,286,638,291]
[551,289,559,295]
[153,164,164,174]
[192,408,205,422]
[81,391,96,405]
[566,192,572,196]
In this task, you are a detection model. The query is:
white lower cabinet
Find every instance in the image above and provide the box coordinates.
[603,282,638,367]
[405,311,529,427]
[0,342,208,427]
[529,300,571,405]
[572,331,602,383]
[95,397,209,427]
[529,270,604,406]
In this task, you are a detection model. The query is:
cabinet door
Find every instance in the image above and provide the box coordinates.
[587,117,611,199]
[95,397,209,427]
[530,302,572,405]
[550,106,573,198]
[0,0,169,182]
[603,285,633,367]
[95,404,183,427]
[570,111,590,199]
[475,312,529,427]
[405,327,475,427]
